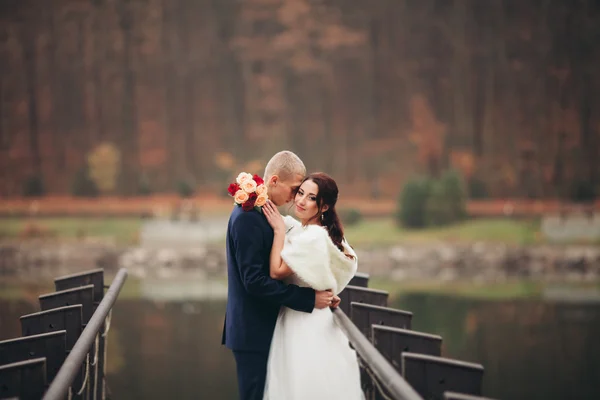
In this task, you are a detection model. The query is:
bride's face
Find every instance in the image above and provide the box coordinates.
[294,180,321,223]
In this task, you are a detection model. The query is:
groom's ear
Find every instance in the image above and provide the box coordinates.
[269,175,279,186]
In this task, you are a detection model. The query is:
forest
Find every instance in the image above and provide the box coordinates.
[0,0,598,199]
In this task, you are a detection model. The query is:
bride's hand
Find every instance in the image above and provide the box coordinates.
[263,200,286,234]
[330,295,341,309]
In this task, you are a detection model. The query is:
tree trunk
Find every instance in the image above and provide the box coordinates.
[118,0,139,194]
[22,27,41,176]
[451,0,472,149]
[0,30,8,152]
[180,0,196,183]
[92,0,105,141]
[577,0,597,191]
[579,71,595,188]
[0,42,8,195]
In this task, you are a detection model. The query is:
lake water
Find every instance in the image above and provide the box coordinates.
[1,289,599,399]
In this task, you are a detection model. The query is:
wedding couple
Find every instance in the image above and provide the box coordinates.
[222,151,364,400]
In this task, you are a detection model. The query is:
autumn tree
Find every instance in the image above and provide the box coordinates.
[88,142,121,194]
[408,94,447,178]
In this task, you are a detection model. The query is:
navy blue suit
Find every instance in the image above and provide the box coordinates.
[222,206,315,400]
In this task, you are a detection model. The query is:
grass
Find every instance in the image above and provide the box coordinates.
[344,217,540,247]
[0,217,143,245]
[0,216,540,247]
[0,215,592,248]
[114,277,142,299]
[0,277,538,302]
[0,275,141,301]
[0,273,141,301]
[2,278,598,302]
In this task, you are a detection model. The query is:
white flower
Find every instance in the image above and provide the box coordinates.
[241,179,257,193]
[236,172,253,185]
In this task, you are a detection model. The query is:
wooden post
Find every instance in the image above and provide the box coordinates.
[402,353,484,399]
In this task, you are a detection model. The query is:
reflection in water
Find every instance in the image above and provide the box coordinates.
[396,294,600,400]
[1,293,599,399]
[0,298,237,400]
[106,300,237,400]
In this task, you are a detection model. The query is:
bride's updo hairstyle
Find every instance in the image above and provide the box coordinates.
[303,172,351,256]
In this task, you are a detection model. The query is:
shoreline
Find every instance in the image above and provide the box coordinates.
[2,274,599,303]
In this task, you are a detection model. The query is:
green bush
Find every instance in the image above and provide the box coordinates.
[340,208,363,226]
[397,177,432,228]
[441,169,468,221]
[424,170,467,227]
[570,180,596,203]
[23,175,45,197]
[424,180,454,226]
[71,168,99,198]
[138,173,153,196]
[176,180,195,198]
[399,170,468,229]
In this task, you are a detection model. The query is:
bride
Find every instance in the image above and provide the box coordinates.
[262,172,364,400]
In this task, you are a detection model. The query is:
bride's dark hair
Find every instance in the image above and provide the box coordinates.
[303,172,351,256]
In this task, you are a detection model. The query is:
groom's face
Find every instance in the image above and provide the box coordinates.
[268,174,304,206]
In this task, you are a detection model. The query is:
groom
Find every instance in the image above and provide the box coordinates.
[222,151,338,400]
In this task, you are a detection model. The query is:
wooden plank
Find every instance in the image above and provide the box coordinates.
[339,285,388,315]
[0,358,47,400]
[0,331,67,382]
[55,269,104,304]
[444,391,497,400]
[39,284,95,325]
[20,304,87,400]
[372,325,442,374]
[351,303,412,340]
[349,272,370,288]
[402,353,484,400]
[20,305,83,351]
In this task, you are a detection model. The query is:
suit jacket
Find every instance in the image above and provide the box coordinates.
[222,206,315,352]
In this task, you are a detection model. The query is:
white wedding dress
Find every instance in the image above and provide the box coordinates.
[263,217,364,400]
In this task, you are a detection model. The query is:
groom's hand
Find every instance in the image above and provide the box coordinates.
[314,290,335,309]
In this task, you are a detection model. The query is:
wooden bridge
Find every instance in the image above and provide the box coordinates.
[0,268,496,400]
[0,268,127,400]
[334,272,495,400]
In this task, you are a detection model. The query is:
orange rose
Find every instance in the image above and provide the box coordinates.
[241,179,257,193]
[234,190,249,204]
[255,193,268,207]
[255,184,267,195]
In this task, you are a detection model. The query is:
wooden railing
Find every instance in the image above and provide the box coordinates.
[334,272,495,400]
[0,268,127,400]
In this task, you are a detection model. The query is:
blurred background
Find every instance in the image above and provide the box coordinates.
[0,0,599,399]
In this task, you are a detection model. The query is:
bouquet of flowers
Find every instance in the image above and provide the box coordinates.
[228,172,269,212]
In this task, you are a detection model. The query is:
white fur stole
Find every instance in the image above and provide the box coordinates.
[280,216,358,295]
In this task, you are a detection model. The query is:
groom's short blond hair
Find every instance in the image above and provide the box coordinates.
[264,151,306,181]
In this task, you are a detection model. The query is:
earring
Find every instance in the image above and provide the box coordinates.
[321,213,324,221]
